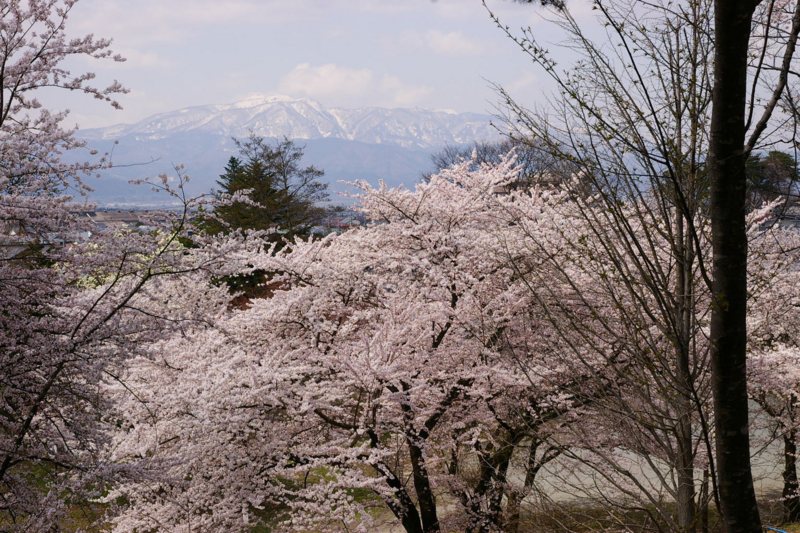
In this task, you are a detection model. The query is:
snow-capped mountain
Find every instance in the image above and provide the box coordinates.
[81,95,501,150]
[75,96,503,207]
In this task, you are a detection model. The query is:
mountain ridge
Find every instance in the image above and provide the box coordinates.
[75,96,502,207]
[80,95,501,150]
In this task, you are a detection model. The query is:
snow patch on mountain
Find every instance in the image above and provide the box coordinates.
[80,96,501,149]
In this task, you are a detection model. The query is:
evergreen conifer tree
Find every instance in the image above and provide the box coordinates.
[203,135,328,240]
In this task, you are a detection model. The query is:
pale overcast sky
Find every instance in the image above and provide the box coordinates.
[42,0,595,130]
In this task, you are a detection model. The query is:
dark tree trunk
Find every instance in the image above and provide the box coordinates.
[372,461,426,533]
[783,429,800,523]
[701,469,710,533]
[466,438,516,533]
[484,448,513,532]
[407,436,440,533]
[675,211,697,533]
[708,1,762,531]
[676,375,697,532]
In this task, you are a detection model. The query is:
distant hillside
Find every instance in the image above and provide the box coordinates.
[75,95,502,207]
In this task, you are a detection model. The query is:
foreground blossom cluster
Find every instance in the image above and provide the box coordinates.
[0,1,262,529]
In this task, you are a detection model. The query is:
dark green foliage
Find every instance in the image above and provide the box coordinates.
[746,150,799,208]
[202,135,329,240]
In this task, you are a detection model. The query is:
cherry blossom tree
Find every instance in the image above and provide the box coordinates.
[0,1,265,529]
[107,157,590,533]
[747,209,800,523]
[0,170,261,529]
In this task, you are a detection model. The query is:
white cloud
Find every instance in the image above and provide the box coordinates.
[48,0,551,128]
[507,72,538,93]
[424,30,487,56]
[387,30,490,57]
[278,63,432,108]
[104,48,174,69]
[380,75,434,106]
[280,63,373,99]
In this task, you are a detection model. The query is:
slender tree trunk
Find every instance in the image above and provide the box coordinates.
[708,1,762,531]
[505,438,545,533]
[701,469,710,533]
[783,428,800,523]
[676,211,697,533]
[407,435,440,533]
[676,380,697,532]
